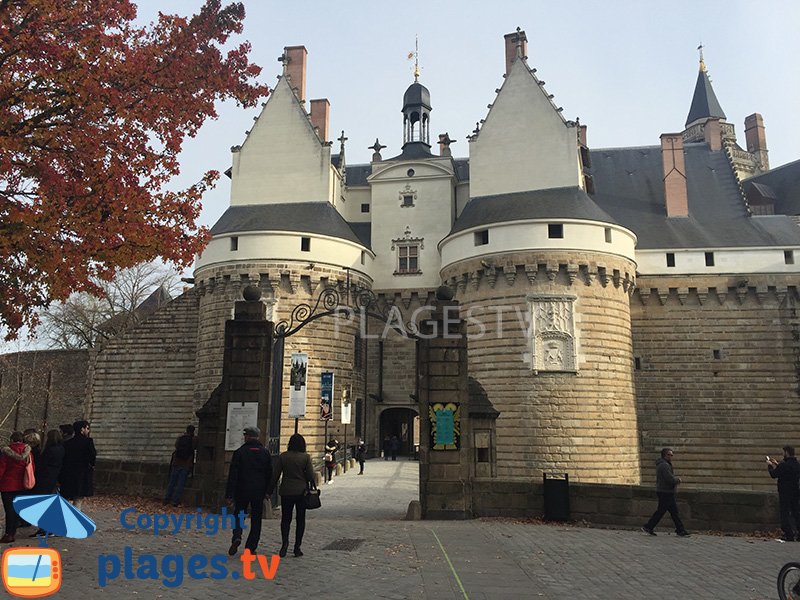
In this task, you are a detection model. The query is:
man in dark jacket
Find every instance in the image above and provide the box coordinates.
[225,426,272,556]
[768,445,800,541]
[59,420,96,510]
[642,448,689,537]
[164,425,197,507]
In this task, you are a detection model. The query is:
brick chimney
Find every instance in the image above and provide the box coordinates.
[503,29,528,77]
[744,113,769,170]
[703,118,722,151]
[310,98,330,142]
[578,125,588,148]
[660,133,689,217]
[284,45,307,103]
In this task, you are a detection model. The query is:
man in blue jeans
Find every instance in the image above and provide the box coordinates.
[164,425,197,506]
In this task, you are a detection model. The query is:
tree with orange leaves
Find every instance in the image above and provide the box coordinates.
[0,0,268,339]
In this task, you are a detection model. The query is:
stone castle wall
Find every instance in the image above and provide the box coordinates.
[443,252,640,484]
[89,291,200,463]
[632,275,800,492]
[0,349,89,439]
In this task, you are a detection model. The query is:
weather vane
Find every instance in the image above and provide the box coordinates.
[407,35,420,82]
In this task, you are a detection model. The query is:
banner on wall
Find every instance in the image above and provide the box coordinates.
[288,352,308,418]
[320,371,334,421]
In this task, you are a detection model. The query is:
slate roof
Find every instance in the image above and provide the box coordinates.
[386,142,435,161]
[210,202,364,246]
[348,222,372,249]
[345,164,372,186]
[745,159,800,216]
[686,68,727,126]
[451,186,618,234]
[589,144,800,249]
[403,82,431,111]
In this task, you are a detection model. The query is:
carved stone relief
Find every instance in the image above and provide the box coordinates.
[528,295,577,373]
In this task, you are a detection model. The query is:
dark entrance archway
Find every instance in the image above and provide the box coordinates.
[379,407,419,458]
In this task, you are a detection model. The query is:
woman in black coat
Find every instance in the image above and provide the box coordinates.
[33,429,65,494]
[32,429,65,537]
[59,420,96,509]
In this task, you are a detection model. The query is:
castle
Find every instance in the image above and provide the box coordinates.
[2,29,799,496]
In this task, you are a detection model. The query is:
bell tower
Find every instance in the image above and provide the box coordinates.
[402,40,431,149]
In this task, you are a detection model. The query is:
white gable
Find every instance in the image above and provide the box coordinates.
[469,58,581,198]
[229,76,334,205]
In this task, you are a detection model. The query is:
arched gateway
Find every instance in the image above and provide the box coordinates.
[191,284,498,520]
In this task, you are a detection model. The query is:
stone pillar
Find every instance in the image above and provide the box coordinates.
[193,286,273,507]
[418,287,472,519]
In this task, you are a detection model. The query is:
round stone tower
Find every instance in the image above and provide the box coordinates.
[439,189,640,484]
[193,202,372,452]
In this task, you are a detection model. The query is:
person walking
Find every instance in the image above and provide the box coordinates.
[390,435,400,461]
[164,425,197,506]
[642,447,690,537]
[324,438,338,484]
[31,429,65,537]
[59,420,96,510]
[0,432,32,543]
[225,426,273,557]
[383,435,391,461]
[270,433,315,558]
[356,439,366,475]
[768,445,800,541]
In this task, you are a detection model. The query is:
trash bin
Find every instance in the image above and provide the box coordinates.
[543,473,570,521]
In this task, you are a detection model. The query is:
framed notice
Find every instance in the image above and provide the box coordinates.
[320,371,334,421]
[288,353,309,418]
[341,398,351,425]
[225,402,259,451]
[428,402,460,450]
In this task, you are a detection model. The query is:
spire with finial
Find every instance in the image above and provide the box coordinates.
[410,35,420,82]
[369,138,386,162]
[685,45,726,128]
[278,52,289,74]
[515,27,523,58]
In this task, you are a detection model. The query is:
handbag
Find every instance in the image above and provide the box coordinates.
[23,455,35,490]
[304,484,321,510]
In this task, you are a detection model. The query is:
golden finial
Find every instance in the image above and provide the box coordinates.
[698,44,706,72]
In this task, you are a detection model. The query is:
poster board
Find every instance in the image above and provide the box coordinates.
[320,371,334,421]
[225,402,259,451]
[288,352,309,418]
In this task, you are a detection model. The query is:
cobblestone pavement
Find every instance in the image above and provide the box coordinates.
[1,459,795,599]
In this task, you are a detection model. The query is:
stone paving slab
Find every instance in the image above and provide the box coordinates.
[0,459,795,599]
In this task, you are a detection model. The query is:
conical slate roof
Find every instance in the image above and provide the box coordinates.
[685,67,726,127]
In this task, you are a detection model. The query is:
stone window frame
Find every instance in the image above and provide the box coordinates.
[399,183,417,208]
[391,226,424,275]
[527,294,578,375]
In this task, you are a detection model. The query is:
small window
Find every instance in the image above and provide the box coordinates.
[713,349,722,360]
[666,253,675,267]
[230,236,238,251]
[548,224,563,239]
[402,195,414,207]
[301,237,311,252]
[604,227,612,243]
[397,244,419,274]
[785,250,794,265]
[361,203,370,213]
[474,230,489,246]
[407,168,415,177]
[360,251,366,265]
[634,357,641,370]
[476,448,490,463]
[705,252,715,267]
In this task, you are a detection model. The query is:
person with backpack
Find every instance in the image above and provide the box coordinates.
[0,432,33,543]
[163,425,197,507]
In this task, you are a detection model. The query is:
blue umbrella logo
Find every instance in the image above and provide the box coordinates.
[12,494,96,546]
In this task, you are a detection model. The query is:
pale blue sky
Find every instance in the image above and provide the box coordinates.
[134,0,800,230]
